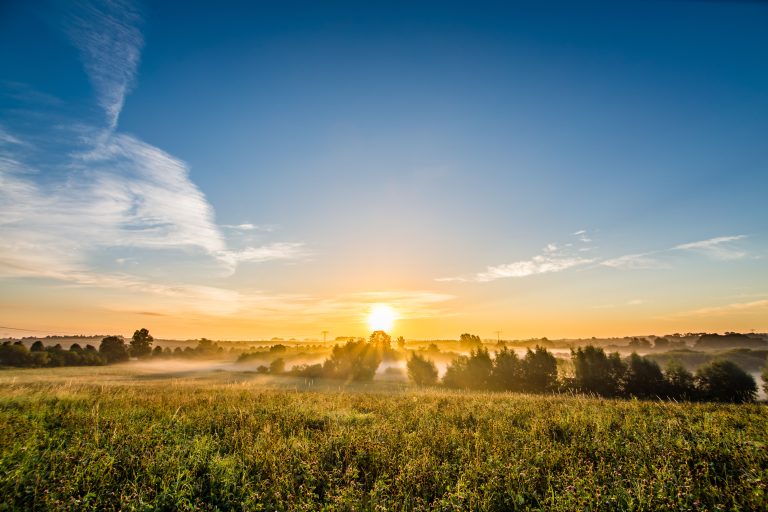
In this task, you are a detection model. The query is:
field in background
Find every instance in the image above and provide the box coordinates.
[1,366,767,510]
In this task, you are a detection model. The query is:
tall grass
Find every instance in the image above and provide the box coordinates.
[0,368,766,510]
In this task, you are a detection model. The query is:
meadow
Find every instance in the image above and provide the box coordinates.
[1,366,767,511]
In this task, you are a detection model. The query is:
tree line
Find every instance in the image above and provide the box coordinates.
[286,333,761,404]
[2,328,764,403]
[0,328,227,367]
[411,344,759,403]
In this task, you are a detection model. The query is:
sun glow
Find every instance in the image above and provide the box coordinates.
[367,304,397,332]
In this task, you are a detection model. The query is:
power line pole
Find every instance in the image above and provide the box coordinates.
[322,330,328,343]
[494,330,502,343]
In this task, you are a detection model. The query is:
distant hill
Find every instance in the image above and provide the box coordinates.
[695,333,768,350]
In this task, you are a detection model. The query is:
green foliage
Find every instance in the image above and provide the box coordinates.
[572,346,626,397]
[522,346,558,392]
[491,347,524,391]
[664,359,696,400]
[695,359,757,403]
[407,353,438,386]
[130,328,154,359]
[99,336,129,364]
[443,348,493,390]
[0,341,105,368]
[623,353,666,399]
[0,372,767,510]
[323,340,383,381]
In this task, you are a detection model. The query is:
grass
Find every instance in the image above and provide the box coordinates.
[1,366,767,511]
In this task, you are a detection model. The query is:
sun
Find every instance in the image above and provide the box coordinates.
[367,304,397,332]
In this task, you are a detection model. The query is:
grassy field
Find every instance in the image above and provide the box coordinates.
[1,366,767,511]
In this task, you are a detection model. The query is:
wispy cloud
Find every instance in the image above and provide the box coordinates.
[218,243,309,268]
[673,235,747,260]
[66,0,144,129]
[441,231,752,284]
[601,252,664,270]
[221,223,277,232]
[438,235,595,283]
[0,125,25,146]
[0,0,307,288]
[667,299,768,318]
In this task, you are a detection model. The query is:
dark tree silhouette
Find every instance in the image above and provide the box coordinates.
[99,336,129,363]
[491,347,524,391]
[622,353,666,399]
[323,340,382,381]
[695,360,757,403]
[130,328,154,359]
[522,346,558,393]
[270,357,286,374]
[407,353,438,386]
[572,346,625,397]
[443,348,493,389]
[459,333,482,347]
[30,340,45,352]
[369,330,392,351]
[664,360,696,400]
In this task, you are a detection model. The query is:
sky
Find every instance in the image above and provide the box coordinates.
[1,0,767,340]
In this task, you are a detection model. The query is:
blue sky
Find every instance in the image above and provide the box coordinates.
[1,1,767,339]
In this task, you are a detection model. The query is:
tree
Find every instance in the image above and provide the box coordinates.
[628,337,652,350]
[695,360,757,403]
[443,348,493,389]
[130,328,153,359]
[572,346,625,397]
[654,337,670,350]
[152,346,163,357]
[270,357,286,374]
[195,338,219,356]
[664,360,696,400]
[323,340,382,381]
[491,347,524,391]
[622,353,665,399]
[30,340,45,352]
[0,342,32,367]
[459,333,482,347]
[369,331,392,351]
[396,336,406,350]
[407,353,438,386]
[522,346,558,393]
[69,343,83,352]
[99,336,129,363]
